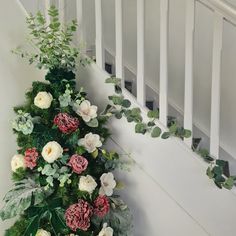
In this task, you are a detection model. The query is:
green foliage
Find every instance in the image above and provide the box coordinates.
[13,6,89,71]
[0,179,51,220]
[4,217,29,236]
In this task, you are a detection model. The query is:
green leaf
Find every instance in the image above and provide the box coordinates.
[51,208,67,234]
[108,95,124,105]
[122,99,131,108]
[184,129,192,138]
[0,179,49,220]
[206,167,214,179]
[135,123,146,134]
[169,123,177,134]
[23,215,40,236]
[86,118,99,127]
[105,77,121,85]
[151,127,161,138]
[147,110,159,119]
[161,132,170,139]
[223,176,236,190]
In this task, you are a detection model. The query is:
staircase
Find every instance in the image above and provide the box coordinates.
[1,0,236,235]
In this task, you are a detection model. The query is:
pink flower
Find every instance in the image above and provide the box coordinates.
[93,195,110,218]
[54,113,79,134]
[24,148,39,169]
[68,154,88,174]
[65,200,93,232]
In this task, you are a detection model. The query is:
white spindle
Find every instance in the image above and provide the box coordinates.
[210,12,223,159]
[159,0,169,126]
[184,0,195,147]
[115,0,123,84]
[95,0,104,69]
[59,0,65,25]
[137,0,145,106]
[76,0,86,50]
[45,0,50,25]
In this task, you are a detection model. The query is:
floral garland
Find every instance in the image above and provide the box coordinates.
[1,7,133,236]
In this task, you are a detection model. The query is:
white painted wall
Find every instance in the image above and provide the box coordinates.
[0,0,45,234]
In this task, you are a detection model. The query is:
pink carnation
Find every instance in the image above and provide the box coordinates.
[68,154,88,174]
[24,148,39,169]
[54,113,79,134]
[65,200,93,232]
[93,195,110,218]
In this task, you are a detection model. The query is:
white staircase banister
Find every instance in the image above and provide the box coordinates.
[198,0,236,24]
[137,0,145,107]
[95,0,104,69]
[184,0,195,148]
[115,0,123,85]
[159,0,169,126]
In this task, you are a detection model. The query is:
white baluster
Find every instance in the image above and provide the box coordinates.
[59,0,65,25]
[45,0,51,25]
[159,0,169,126]
[137,0,145,106]
[95,0,104,69]
[76,0,85,50]
[115,0,123,85]
[184,0,195,147]
[210,12,223,159]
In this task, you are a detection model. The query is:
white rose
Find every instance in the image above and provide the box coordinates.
[79,175,97,194]
[78,132,102,153]
[42,141,63,163]
[98,223,114,236]
[11,154,26,172]
[99,172,116,197]
[74,100,97,122]
[34,91,53,109]
[36,229,51,236]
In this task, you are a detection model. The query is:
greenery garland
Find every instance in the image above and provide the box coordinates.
[104,77,236,190]
[1,7,134,236]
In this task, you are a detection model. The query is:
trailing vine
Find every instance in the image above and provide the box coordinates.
[105,76,236,190]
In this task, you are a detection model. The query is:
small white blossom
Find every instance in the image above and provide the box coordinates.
[42,141,63,163]
[79,175,97,194]
[73,100,97,122]
[11,154,26,172]
[98,223,114,236]
[34,91,53,109]
[36,229,51,236]
[78,132,102,153]
[99,172,116,197]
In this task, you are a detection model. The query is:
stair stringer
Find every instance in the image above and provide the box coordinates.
[78,62,236,236]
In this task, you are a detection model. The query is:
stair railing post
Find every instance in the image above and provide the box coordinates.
[115,0,123,86]
[95,0,104,69]
[137,0,145,106]
[184,0,195,147]
[159,0,169,126]
[210,12,223,159]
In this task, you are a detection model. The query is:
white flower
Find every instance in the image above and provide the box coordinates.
[78,132,102,153]
[79,175,97,194]
[11,154,26,172]
[42,141,63,163]
[74,100,97,122]
[34,91,53,109]
[98,223,114,236]
[36,229,51,236]
[99,172,116,197]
